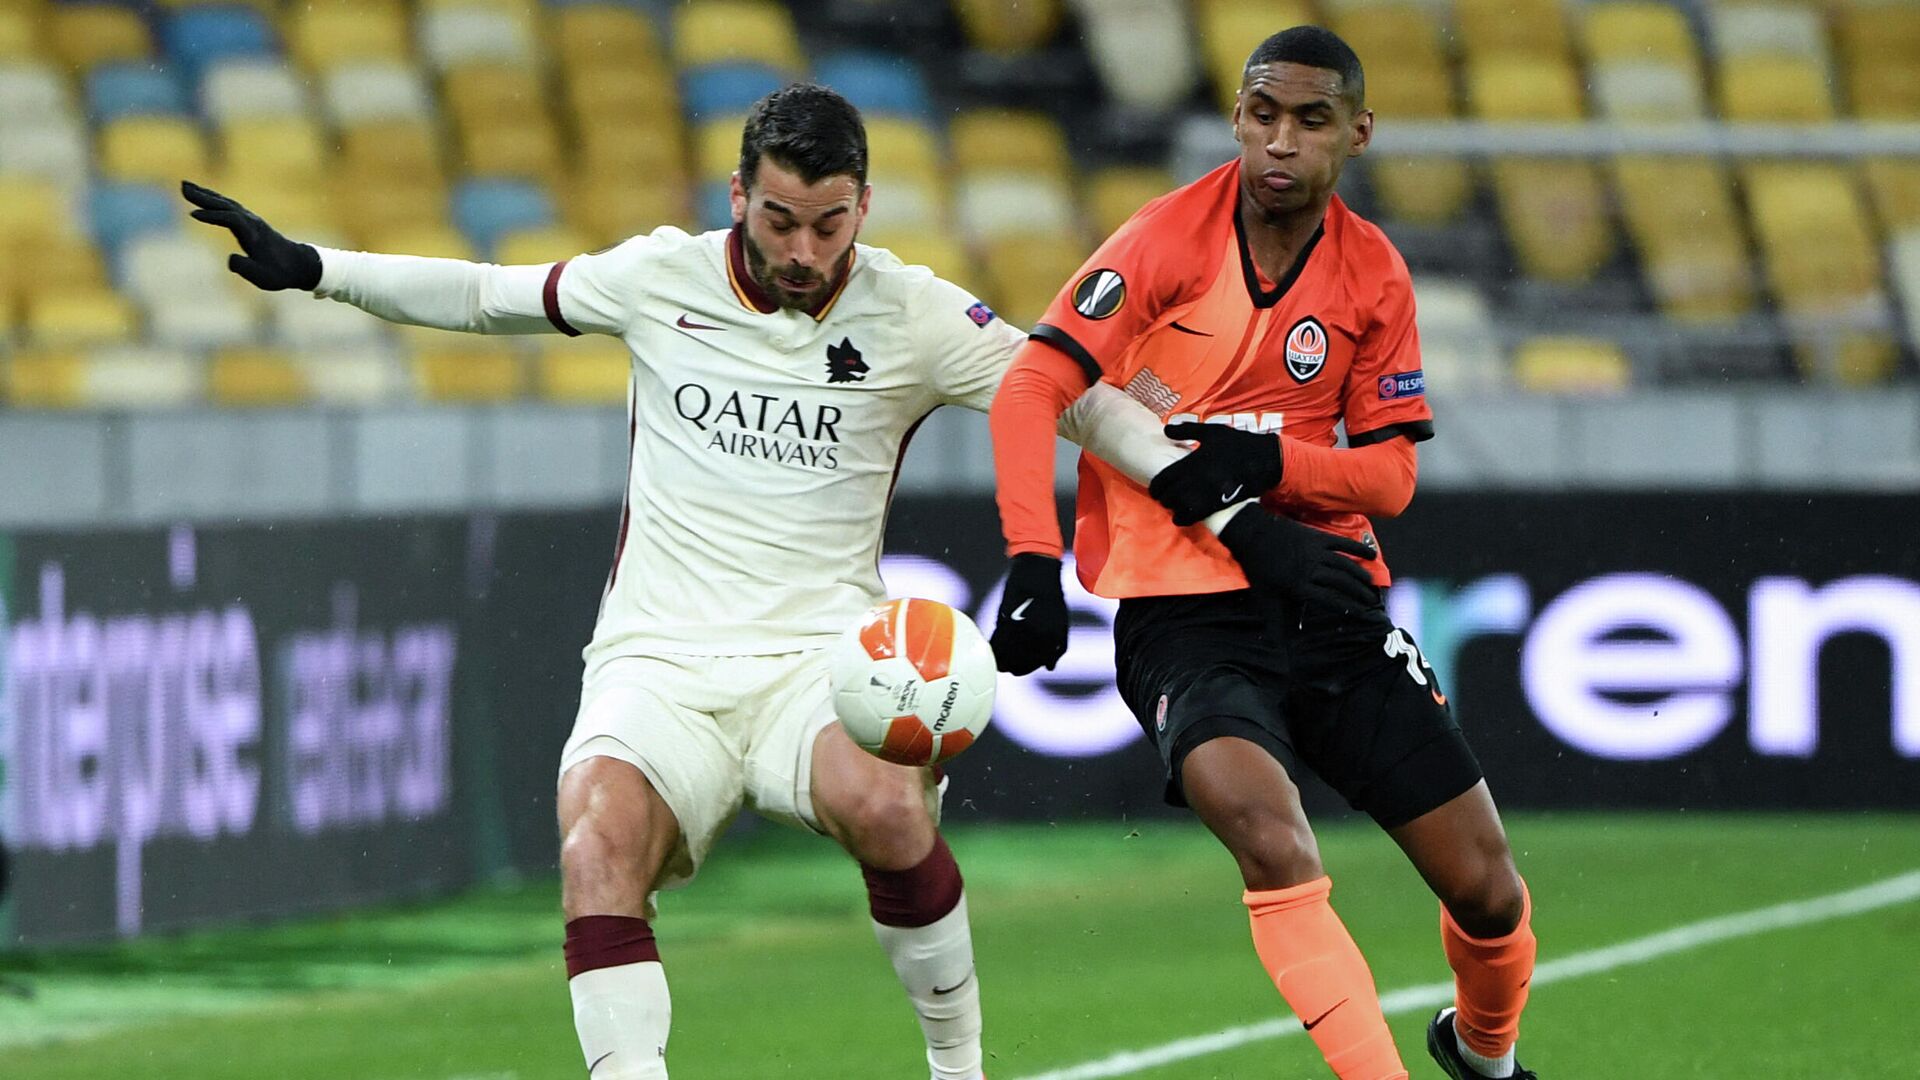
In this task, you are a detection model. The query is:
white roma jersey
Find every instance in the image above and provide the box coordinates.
[545,226,1022,659]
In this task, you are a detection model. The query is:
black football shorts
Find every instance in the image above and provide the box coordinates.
[1112,588,1483,829]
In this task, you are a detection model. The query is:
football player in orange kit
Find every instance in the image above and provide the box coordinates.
[987,27,1540,1080]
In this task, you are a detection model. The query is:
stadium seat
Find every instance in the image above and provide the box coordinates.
[564,66,680,130]
[459,117,565,184]
[221,117,329,189]
[117,230,229,304]
[1,121,90,190]
[201,59,309,121]
[210,347,309,406]
[981,234,1087,329]
[4,350,86,408]
[1710,3,1827,63]
[452,178,556,255]
[1890,229,1920,353]
[87,181,183,259]
[149,289,261,350]
[3,238,108,307]
[209,177,338,236]
[99,116,212,185]
[82,344,204,409]
[814,52,933,121]
[1469,59,1613,284]
[536,335,629,404]
[552,4,662,71]
[1068,0,1198,112]
[1408,278,1507,395]
[1718,55,1836,122]
[953,0,1062,53]
[865,117,943,182]
[323,63,435,124]
[86,63,188,123]
[269,289,388,349]
[950,109,1072,182]
[694,115,747,181]
[1454,0,1575,65]
[0,7,39,63]
[0,61,69,119]
[297,344,407,405]
[864,229,975,288]
[163,6,277,80]
[0,175,70,247]
[860,175,942,236]
[494,225,592,265]
[1744,163,1897,383]
[577,125,686,182]
[336,176,447,249]
[374,224,477,260]
[48,4,153,72]
[413,340,524,402]
[417,5,537,70]
[672,0,805,73]
[1086,166,1174,238]
[1865,159,1920,232]
[567,174,691,244]
[1592,62,1709,120]
[681,62,791,121]
[695,181,732,231]
[955,175,1078,242]
[1614,157,1756,321]
[1196,0,1313,111]
[25,288,138,348]
[1582,1,1701,68]
[291,2,412,70]
[1837,5,1920,118]
[443,63,550,127]
[1513,336,1632,394]
[1333,7,1471,225]
[339,121,445,184]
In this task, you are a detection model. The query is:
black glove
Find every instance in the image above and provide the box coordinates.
[1149,422,1285,526]
[990,553,1069,675]
[1218,507,1380,613]
[180,180,322,291]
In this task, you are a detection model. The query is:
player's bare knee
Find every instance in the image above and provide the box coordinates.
[1444,860,1527,939]
[1203,796,1321,888]
[829,771,934,868]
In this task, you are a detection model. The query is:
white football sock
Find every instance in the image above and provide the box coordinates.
[872,892,985,1080]
[1453,1015,1516,1078]
[570,961,671,1079]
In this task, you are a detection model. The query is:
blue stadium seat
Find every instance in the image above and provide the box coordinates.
[89,181,180,255]
[814,52,932,121]
[451,179,556,256]
[163,6,277,80]
[696,181,732,231]
[87,63,190,122]
[681,62,788,121]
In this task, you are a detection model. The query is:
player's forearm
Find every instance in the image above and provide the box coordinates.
[991,342,1089,557]
[1059,382,1187,485]
[1276,435,1418,517]
[312,247,557,335]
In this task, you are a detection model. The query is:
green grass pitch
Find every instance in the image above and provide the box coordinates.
[4,813,1918,1078]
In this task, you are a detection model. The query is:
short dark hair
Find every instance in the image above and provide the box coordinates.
[738,83,869,189]
[1245,26,1365,110]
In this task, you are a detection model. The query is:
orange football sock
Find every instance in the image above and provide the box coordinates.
[1440,880,1536,1060]
[1244,877,1407,1080]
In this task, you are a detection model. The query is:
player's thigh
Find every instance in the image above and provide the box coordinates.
[741,650,938,863]
[1387,780,1526,934]
[556,755,681,916]
[558,656,748,898]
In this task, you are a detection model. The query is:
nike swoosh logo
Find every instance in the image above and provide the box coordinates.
[1169,320,1212,337]
[588,1051,615,1074]
[1303,998,1348,1031]
[932,970,975,996]
[1009,599,1033,621]
[1431,688,1449,706]
[676,313,725,331]
[1221,484,1244,504]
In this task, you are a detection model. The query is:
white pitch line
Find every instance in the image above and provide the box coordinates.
[1012,868,1920,1080]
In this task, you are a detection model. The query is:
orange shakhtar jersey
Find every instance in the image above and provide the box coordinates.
[1032,161,1434,599]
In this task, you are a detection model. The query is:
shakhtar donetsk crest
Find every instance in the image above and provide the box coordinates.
[1284,316,1328,382]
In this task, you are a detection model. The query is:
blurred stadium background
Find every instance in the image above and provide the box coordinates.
[1,0,1917,1076]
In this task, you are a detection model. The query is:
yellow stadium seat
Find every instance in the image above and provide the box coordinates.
[211,176,336,234]
[1343,57,1471,225]
[4,349,86,408]
[0,175,70,245]
[567,174,691,244]
[1086,167,1174,238]
[2,238,107,307]
[950,110,1071,181]
[373,224,474,260]
[1469,58,1586,120]
[563,66,679,128]
[25,288,136,348]
[694,115,746,181]
[1196,0,1314,112]
[211,348,308,406]
[495,225,591,265]
[1613,157,1755,320]
[458,117,564,183]
[865,229,976,286]
[865,117,943,180]
[48,4,151,70]
[335,172,446,248]
[220,117,328,185]
[553,5,662,71]
[673,0,805,72]
[290,2,411,69]
[0,7,39,60]
[1839,6,1920,117]
[1865,159,1920,232]
[443,64,549,127]
[536,335,629,404]
[952,0,1062,54]
[1744,162,1896,383]
[1514,337,1632,394]
[1331,3,1445,69]
[1719,56,1835,122]
[1847,64,1920,120]
[1455,0,1574,64]
[1582,2,1700,68]
[577,125,686,181]
[414,341,523,402]
[98,117,210,185]
[1491,161,1615,283]
[981,233,1089,330]
[340,121,446,183]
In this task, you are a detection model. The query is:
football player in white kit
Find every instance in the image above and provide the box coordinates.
[182,85,1189,1080]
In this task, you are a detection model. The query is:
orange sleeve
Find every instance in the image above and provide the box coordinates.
[991,339,1094,557]
[1277,435,1418,518]
[1029,195,1205,380]
[1342,244,1435,448]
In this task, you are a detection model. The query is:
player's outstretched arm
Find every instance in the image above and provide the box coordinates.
[181,180,630,336]
[1147,421,1419,525]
